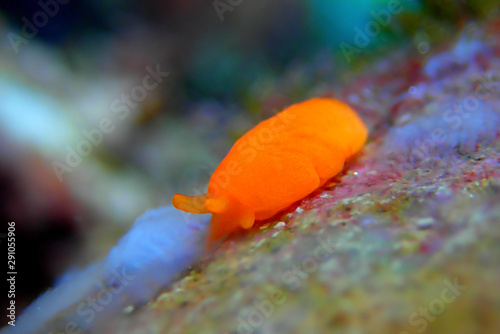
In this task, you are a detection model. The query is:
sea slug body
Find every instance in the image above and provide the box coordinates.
[173,98,368,247]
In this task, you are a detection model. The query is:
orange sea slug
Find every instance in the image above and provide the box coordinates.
[173,98,368,247]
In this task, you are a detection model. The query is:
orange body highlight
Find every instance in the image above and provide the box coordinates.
[173,98,368,247]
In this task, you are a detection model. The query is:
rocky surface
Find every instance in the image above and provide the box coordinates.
[5,19,499,334]
[90,21,500,334]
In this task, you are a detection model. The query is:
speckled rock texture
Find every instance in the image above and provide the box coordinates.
[73,22,500,334]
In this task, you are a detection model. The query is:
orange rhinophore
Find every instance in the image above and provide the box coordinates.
[173,98,368,248]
